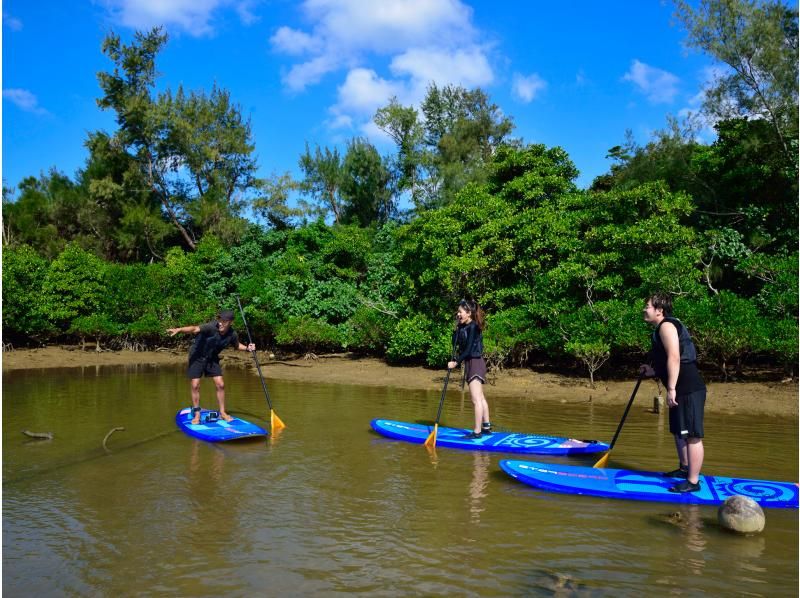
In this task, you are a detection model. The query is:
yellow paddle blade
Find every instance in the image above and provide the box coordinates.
[271,410,286,432]
[423,423,439,449]
[593,452,610,469]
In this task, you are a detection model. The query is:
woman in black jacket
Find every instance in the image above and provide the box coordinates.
[447,299,491,438]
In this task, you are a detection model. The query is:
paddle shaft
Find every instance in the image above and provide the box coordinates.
[607,375,643,450]
[433,328,460,425]
[433,368,453,425]
[235,296,274,411]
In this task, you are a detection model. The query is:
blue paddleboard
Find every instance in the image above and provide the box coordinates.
[499,460,800,508]
[176,408,268,442]
[370,419,609,455]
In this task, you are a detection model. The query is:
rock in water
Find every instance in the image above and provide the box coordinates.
[718,495,765,533]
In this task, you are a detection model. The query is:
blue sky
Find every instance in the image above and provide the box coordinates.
[2,0,716,199]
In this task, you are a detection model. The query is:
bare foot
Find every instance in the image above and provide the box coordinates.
[220,412,234,422]
[191,415,201,425]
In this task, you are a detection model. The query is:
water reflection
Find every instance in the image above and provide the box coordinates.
[468,451,490,524]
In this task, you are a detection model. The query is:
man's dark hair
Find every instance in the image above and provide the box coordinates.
[648,292,673,317]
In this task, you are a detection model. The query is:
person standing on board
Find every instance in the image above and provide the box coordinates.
[448,299,492,438]
[641,293,706,493]
[167,309,255,425]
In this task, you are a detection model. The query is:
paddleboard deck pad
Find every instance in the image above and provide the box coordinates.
[176,408,268,442]
[499,460,799,508]
[371,419,609,455]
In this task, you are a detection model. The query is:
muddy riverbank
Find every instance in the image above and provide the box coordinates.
[2,346,797,418]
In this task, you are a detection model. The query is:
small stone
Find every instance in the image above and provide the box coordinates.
[718,495,765,533]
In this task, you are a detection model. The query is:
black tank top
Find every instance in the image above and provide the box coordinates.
[651,317,705,393]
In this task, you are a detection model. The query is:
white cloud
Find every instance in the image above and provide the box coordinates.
[3,13,23,31]
[272,0,485,92]
[511,72,547,103]
[284,55,340,92]
[623,59,680,104]
[300,0,475,55]
[391,46,493,90]
[271,26,321,55]
[335,68,405,116]
[3,89,49,115]
[100,0,257,37]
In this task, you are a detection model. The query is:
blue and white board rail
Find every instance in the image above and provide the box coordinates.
[176,408,268,442]
[499,460,800,508]
[370,419,609,455]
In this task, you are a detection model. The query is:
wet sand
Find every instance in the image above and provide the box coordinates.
[2,346,797,418]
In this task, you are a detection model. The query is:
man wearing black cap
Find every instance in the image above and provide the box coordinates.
[168,310,255,425]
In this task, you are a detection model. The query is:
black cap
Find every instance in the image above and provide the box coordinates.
[218,309,235,322]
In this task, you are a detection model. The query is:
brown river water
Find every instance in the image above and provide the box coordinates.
[3,365,798,596]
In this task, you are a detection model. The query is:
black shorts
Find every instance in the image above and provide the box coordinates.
[669,389,706,438]
[464,357,487,384]
[187,359,223,379]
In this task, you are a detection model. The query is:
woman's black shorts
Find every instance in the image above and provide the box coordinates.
[464,357,487,384]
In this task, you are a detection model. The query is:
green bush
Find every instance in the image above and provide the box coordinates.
[342,306,393,354]
[275,315,341,354]
[386,314,437,363]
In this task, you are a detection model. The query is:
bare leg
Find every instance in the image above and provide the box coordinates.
[469,379,489,433]
[686,437,704,484]
[213,376,233,421]
[190,379,202,424]
[673,435,689,468]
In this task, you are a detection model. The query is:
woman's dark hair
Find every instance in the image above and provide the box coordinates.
[458,298,485,330]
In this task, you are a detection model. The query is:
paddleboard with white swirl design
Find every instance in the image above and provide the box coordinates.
[499,460,799,508]
[370,419,608,455]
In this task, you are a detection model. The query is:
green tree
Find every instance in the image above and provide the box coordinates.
[94,28,258,252]
[253,173,306,230]
[374,84,515,211]
[2,245,52,342]
[40,244,107,333]
[673,0,798,162]
[298,143,343,223]
[340,138,393,226]
[374,97,424,205]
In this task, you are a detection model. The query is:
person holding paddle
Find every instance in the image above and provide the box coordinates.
[642,293,706,493]
[167,310,255,425]
[448,299,492,439]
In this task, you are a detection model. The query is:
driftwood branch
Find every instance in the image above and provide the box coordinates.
[23,430,53,440]
[102,427,126,454]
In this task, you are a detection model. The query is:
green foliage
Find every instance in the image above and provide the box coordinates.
[298,143,344,222]
[94,28,258,253]
[40,244,107,331]
[69,314,121,350]
[340,138,393,226]
[342,306,394,354]
[673,0,798,160]
[374,83,515,211]
[2,245,52,339]
[386,314,437,363]
[681,292,770,378]
[274,315,341,354]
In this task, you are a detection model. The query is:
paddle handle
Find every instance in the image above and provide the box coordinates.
[607,375,643,450]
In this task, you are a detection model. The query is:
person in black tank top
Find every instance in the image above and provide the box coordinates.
[168,309,255,425]
[447,299,492,438]
[642,293,706,494]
